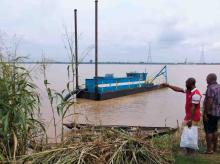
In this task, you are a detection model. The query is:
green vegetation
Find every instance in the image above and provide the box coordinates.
[41,59,77,143]
[0,57,46,161]
[175,153,220,164]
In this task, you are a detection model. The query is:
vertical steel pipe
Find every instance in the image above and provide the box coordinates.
[74,9,79,89]
[95,0,98,98]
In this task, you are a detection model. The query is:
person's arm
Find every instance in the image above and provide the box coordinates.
[190,104,196,120]
[187,93,201,127]
[203,96,208,120]
[161,83,185,93]
[187,104,196,127]
[206,97,214,111]
[206,87,214,112]
[203,96,207,114]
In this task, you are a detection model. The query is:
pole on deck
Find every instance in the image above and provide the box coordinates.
[95,0,98,98]
[74,9,79,90]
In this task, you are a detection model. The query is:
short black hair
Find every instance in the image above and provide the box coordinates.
[186,77,196,86]
[207,73,217,82]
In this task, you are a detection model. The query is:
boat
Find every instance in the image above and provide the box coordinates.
[63,123,177,138]
[76,65,167,100]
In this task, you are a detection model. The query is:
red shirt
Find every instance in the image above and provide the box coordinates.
[184,88,202,122]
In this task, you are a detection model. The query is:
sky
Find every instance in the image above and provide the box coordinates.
[1,0,220,63]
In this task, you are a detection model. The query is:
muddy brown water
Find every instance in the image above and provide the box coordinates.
[28,64,220,142]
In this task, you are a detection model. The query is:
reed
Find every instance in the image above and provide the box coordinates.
[0,57,46,161]
[41,58,77,143]
[41,60,58,143]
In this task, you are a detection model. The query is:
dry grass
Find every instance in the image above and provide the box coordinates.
[20,128,175,164]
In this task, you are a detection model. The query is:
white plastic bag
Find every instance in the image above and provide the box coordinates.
[180,126,198,150]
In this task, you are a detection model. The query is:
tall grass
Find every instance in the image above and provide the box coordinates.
[41,60,58,143]
[41,58,77,143]
[0,57,46,161]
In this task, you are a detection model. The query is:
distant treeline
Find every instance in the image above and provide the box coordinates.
[2,61,220,65]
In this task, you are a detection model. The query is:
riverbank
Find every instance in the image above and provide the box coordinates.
[173,123,220,164]
[1,119,219,163]
[175,152,220,164]
[20,122,220,163]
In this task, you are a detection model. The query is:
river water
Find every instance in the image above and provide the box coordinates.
[30,64,220,142]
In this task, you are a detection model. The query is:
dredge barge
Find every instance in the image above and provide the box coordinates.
[77,66,167,100]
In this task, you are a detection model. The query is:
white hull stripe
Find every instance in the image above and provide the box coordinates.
[98,81,146,87]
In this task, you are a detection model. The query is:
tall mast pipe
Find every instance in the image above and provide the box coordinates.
[95,0,98,97]
[74,9,79,89]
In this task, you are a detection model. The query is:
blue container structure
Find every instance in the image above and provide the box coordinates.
[86,73,148,93]
[77,66,167,100]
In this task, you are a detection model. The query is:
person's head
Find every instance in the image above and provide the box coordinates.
[206,73,217,85]
[185,77,196,91]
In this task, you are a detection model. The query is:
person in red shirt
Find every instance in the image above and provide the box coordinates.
[161,78,202,154]
[162,78,202,126]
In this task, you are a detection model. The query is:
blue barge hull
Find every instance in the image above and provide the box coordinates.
[75,66,167,101]
[77,84,162,100]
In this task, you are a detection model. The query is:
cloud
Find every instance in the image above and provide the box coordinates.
[156,20,186,47]
[209,42,220,50]
[1,0,220,62]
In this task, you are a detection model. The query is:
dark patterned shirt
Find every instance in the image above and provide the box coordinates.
[205,82,220,116]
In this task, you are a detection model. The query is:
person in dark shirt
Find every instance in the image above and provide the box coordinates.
[203,73,220,154]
